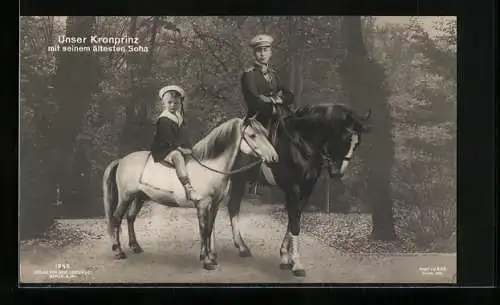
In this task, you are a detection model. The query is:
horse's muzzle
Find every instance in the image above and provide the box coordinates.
[263,154,278,164]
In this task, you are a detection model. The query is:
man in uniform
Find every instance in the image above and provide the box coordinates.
[240,34,295,195]
[240,34,295,145]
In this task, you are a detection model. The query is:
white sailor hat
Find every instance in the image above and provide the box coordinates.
[159,85,185,99]
[250,34,274,48]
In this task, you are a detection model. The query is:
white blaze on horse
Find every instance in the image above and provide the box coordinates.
[102,116,278,270]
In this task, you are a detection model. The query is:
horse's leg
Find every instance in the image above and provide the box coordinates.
[127,195,146,253]
[196,198,217,270]
[285,186,306,277]
[279,222,292,269]
[111,194,134,259]
[228,175,252,257]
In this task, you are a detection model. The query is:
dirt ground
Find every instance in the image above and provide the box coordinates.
[19,200,456,284]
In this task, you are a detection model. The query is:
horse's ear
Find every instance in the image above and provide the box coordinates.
[361,109,372,132]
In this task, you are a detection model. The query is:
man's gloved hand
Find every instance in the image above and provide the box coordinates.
[274,96,283,104]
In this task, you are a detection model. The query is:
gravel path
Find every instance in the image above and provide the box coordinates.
[20,200,456,284]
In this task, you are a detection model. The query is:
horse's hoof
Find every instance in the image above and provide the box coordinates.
[292,269,306,277]
[132,246,143,253]
[279,263,292,270]
[115,252,126,259]
[203,262,217,270]
[239,249,252,258]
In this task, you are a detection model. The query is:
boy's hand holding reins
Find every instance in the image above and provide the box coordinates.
[177,147,193,156]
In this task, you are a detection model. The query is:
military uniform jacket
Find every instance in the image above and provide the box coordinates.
[240,63,294,125]
[150,111,192,162]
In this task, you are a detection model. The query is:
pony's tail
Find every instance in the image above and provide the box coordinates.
[103,159,120,238]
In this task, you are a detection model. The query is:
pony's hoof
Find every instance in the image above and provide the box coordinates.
[203,262,217,270]
[292,269,306,277]
[115,252,126,259]
[279,263,292,270]
[239,249,252,258]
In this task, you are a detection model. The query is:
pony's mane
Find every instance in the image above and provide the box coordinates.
[192,118,242,160]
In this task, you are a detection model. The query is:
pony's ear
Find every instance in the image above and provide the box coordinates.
[244,112,258,124]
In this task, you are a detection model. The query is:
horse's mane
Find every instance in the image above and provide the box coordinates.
[293,103,350,121]
[191,118,242,160]
[291,103,369,132]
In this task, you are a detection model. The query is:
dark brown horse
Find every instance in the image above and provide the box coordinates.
[226,103,372,276]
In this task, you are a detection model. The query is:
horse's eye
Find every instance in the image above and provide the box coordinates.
[248,133,256,139]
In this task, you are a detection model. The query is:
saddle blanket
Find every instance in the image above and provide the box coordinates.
[138,154,191,206]
[138,154,231,207]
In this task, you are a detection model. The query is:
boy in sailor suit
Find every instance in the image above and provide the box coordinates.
[150,85,202,201]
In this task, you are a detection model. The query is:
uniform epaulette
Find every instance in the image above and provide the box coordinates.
[245,66,255,73]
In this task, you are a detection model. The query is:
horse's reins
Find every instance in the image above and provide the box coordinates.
[188,122,264,176]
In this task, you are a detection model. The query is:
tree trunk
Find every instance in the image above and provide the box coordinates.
[119,16,139,156]
[120,16,160,155]
[338,16,396,240]
[50,16,100,210]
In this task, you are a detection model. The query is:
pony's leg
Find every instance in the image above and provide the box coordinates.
[111,195,133,259]
[196,198,217,270]
[206,199,221,265]
[127,196,145,253]
[279,222,292,269]
[210,228,217,264]
[227,176,252,257]
[285,186,306,277]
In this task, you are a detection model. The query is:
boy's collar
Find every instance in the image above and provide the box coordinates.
[160,110,183,126]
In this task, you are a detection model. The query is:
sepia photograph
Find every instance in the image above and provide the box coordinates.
[19,16,457,284]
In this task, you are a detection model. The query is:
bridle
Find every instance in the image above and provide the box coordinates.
[274,106,357,169]
[188,120,267,175]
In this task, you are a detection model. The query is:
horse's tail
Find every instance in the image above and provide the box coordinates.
[103,159,120,238]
